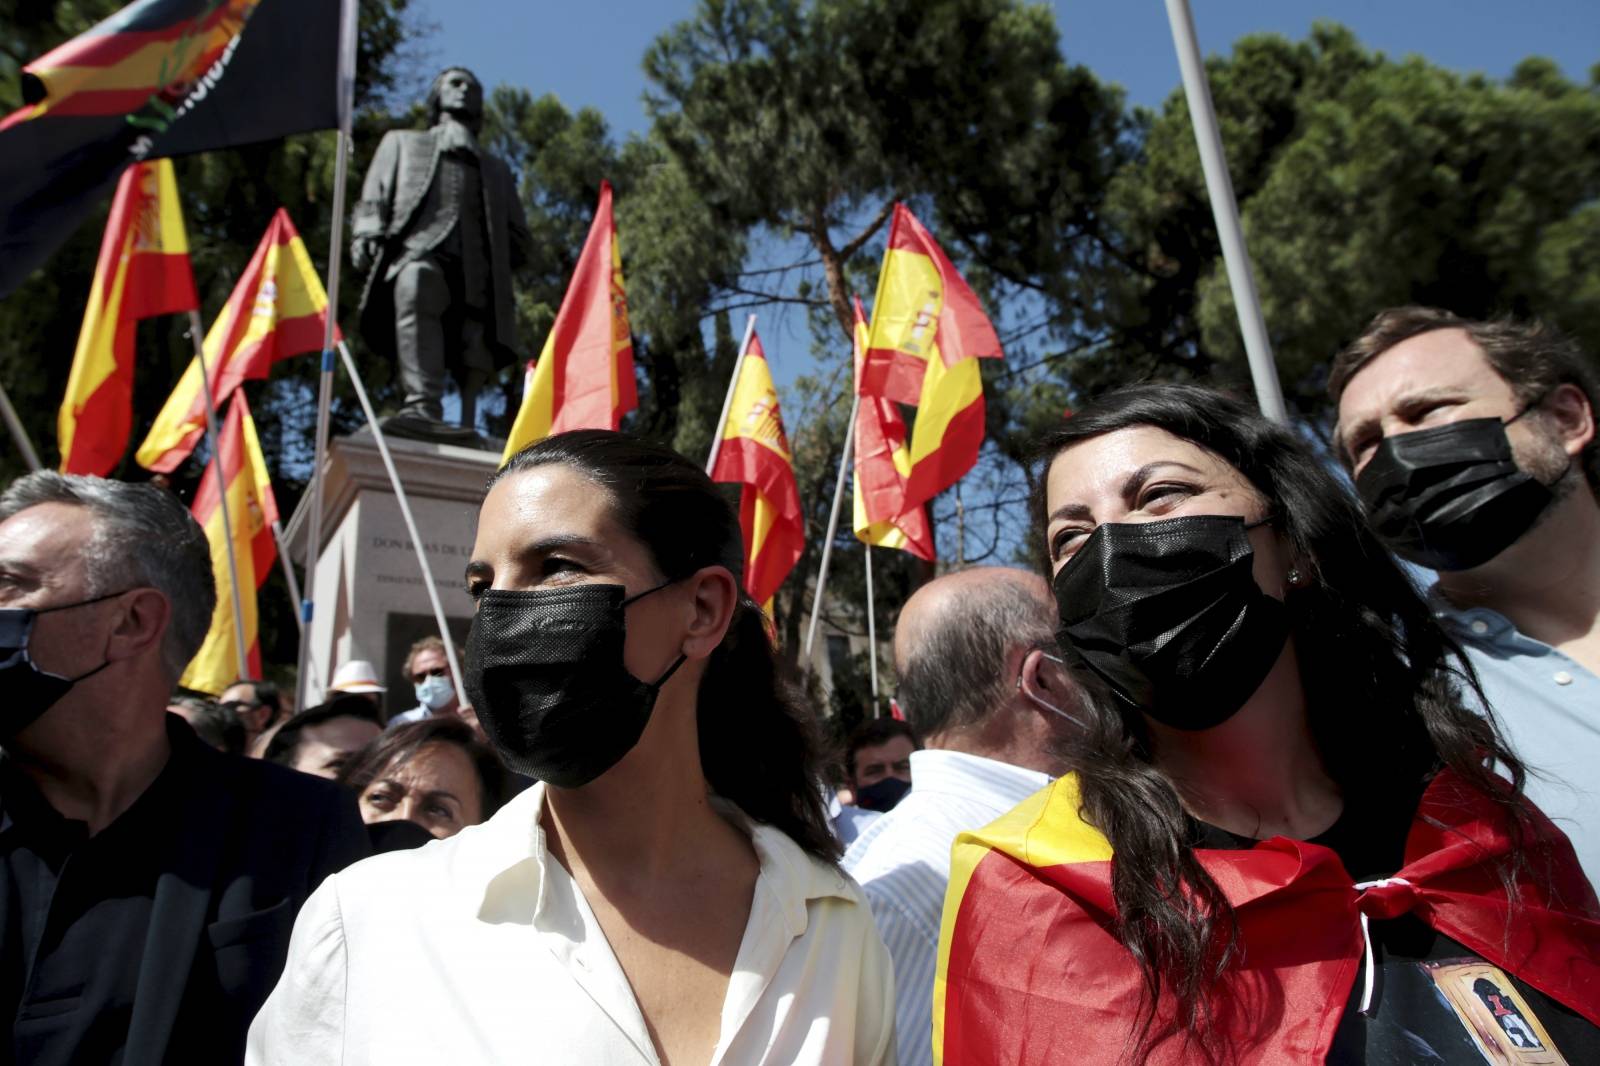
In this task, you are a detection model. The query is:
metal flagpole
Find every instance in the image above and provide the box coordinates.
[0,382,41,471]
[704,313,758,474]
[803,393,860,660]
[188,310,252,678]
[864,543,880,717]
[336,341,468,707]
[1164,0,1288,423]
[270,520,304,636]
[295,0,359,711]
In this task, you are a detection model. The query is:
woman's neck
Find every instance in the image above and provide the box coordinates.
[1152,641,1343,842]
[542,682,752,887]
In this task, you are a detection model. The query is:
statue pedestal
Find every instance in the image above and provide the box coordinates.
[282,427,499,708]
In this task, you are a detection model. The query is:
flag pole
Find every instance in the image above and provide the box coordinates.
[296,0,358,710]
[704,313,758,474]
[270,520,304,637]
[337,341,468,709]
[1164,0,1287,423]
[803,393,860,660]
[188,310,252,679]
[864,543,880,717]
[0,381,41,471]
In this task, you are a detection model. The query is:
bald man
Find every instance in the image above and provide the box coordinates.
[842,567,1084,1066]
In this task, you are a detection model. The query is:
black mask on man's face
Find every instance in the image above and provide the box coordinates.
[855,776,911,812]
[1355,409,1558,572]
[0,591,122,739]
[1052,515,1288,732]
[463,581,685,788]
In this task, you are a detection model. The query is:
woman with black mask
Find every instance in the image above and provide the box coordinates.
[250,431,896,1066]
[933,385,1600,1066]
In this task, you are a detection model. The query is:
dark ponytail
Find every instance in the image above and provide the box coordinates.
[492,430,841,863]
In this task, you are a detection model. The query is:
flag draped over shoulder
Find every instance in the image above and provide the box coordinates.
[861,204,1000,514]
[181,391,279,694]
[502,180,635,463]
[851,297,934,560]
[933,771,1600,1066]
[137,207,336,473]
[58,158,197,475]
[0,0,350,298]
[709,332,804,609]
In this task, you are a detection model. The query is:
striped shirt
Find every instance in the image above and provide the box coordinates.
[842,750,1052,1066]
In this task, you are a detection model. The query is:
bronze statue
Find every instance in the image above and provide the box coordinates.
[351,67,533,445]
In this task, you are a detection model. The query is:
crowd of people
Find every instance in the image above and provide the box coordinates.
[0,307,1595,1064]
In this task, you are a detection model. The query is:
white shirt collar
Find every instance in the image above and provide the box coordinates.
[906,748,1052,799]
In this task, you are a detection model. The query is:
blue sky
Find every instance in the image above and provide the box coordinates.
[411,0,1598,392]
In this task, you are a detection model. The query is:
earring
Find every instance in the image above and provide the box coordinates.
[1287,568,1304,587]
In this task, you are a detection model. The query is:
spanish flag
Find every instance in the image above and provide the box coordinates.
[862,205,1000,512]
[58,158,198,476]
[502,181,635,463]
[709,331,804,609]
[0,0,350,298]
[136,208,336,473]
[933,771,1600,1065]
[851,297,934,560]
[180,391,279,694]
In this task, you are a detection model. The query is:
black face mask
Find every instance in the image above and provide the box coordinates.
[462,581,686,788]
[1052,515,1288,732]
[0,591,122,740]
[855,776,911,812]
[1355,411,1557,572]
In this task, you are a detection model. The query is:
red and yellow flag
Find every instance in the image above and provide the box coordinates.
[136,207,337,473]
[861,204,1000,513]
[181,391,280,694]
[933,771,1600,1065]
[709,331,804,609]
[58,158,198,475]
[860,203,1002,405]
[502,180,635,462]
[851,297,934,560]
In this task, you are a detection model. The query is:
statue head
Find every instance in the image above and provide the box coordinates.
[426,67,484,135]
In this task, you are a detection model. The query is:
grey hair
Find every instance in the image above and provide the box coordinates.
[0,472,216,681]
[895,577,1057,739]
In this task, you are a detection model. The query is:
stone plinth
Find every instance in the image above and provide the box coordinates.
[283,428,499,706]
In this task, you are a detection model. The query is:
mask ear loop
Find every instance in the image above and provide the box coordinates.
[1018,651,1088,730]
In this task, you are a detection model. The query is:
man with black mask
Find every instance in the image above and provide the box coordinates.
[1332,307,1600,882]
[0,473,368,1066]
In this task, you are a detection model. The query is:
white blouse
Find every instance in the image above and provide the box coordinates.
[246,783,897,1065]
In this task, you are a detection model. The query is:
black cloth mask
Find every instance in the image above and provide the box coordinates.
[0,591,121,739]
[463,581,686,788]
[855,776,911,813]
[1355,411,1556,572]
[1052,515,1289,732]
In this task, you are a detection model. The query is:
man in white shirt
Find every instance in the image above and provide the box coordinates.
[1331,307,1600,882]
[843,567,1085,1066]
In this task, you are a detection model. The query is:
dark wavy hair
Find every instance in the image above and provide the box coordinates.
[1031,383,1533,1061]
[490,430,841,863]
[337,717,508,823]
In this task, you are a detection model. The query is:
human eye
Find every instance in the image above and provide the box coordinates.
[364,788,397,812]
[1048,525,1091,563]
[1136,481,1195,513]
[540,556,585,579]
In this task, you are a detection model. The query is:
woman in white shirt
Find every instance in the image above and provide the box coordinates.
[248,431,896,1066]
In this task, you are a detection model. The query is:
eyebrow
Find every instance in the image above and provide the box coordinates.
[1335,386,1465,461]
[463,533,611,583]
[1046,460,1207,524]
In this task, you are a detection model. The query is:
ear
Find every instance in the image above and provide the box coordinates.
[103,587,169,668]
[680,565,740,661]
[1546,382,1595,461]
[1018,647,1079,720]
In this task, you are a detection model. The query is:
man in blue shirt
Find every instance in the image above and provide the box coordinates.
[1331,307,1600,884]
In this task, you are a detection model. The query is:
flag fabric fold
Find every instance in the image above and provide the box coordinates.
[58,158,198,475]
[0,0,349,298]
[136,207,336,473]
[181,391,279,694]
[851,297,934,560]
[860,204,1000,516]
[709,332,804,609]
[502,180,635,462]
[933,771,1600,1066]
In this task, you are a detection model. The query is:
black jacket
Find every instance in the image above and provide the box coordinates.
[8,718,372,1066]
